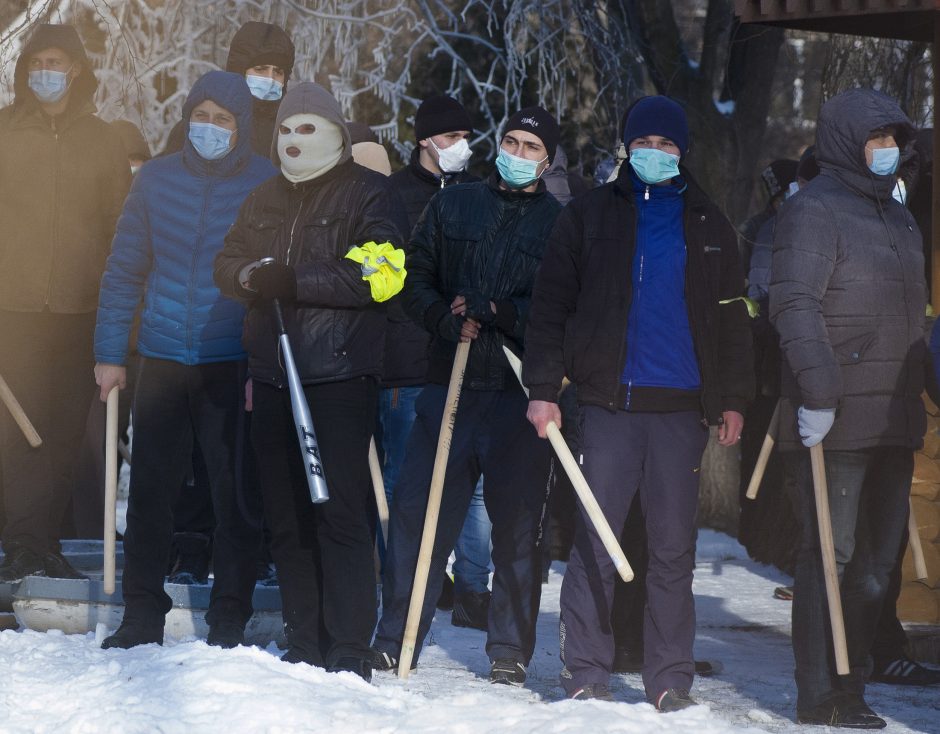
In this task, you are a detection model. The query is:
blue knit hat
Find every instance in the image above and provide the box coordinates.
[622,96,689,155]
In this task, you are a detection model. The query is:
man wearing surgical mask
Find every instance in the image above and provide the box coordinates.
[770,89,927,728]
[95,71,275,651]
[383,95,489,628]
[525,95,753,707]
[372,106,561,687]
[0,24,130,584]
[161,21,294,157]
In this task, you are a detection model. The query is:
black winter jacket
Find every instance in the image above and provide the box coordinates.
[524,165,754,425]
[405,172,561,391]
[214,158,403,387]
[770,89,927,451]
[382,148,478,386]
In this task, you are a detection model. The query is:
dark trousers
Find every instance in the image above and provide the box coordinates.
[374,385,550,665]
[0,310,95,553]
[788,447,913,710]
[251,377,378,666]
[559,408,707,700]
[611,493,649,654]
[121,358,261,626]
[869,526,910,665]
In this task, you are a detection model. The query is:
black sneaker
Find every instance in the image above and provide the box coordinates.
[101,621,164,649]
[0,546,45,583]
[611,646,643,673]
[570,683,614,701]
[206,619,245,649]
[797,693,886,729]
[871,657,940,686]
[452,590,490,631]
[370,648,416,673]
[327,656,372,683]
[41,551,88,580]
[490,658,526,686]
[436,573,454,611]
[655,688,697,712]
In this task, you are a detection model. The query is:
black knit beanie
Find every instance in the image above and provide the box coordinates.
[414,95,473,141]
[504,106,560,162]
[761,159,799,199]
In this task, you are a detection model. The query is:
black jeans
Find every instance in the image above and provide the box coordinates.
[0,310,95,553]
[374,385,551,665]
[788,446,913,710]
[251,377,378,666]
[121,358,261,626]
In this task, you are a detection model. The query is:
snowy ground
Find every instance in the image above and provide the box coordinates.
[1,531,937,734]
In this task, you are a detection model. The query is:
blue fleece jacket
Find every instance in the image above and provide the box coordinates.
[621,170,701,403]
[95,71,276,365]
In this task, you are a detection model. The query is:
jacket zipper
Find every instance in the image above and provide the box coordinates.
[624,192,648,410]
[285,185,309,266]
[45,117,60,307]
[613,193,639,409]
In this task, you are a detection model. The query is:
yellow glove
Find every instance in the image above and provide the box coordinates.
[344,241,407,303]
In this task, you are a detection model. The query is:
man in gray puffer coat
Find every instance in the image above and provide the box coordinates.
[770,88,927,729]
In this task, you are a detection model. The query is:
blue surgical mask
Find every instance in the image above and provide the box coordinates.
[496,149,546,188]
[868,146,899,176]
[628,147,680,184]
[188,122,235,160]
[28,69,71,104]
[245,74,283,101]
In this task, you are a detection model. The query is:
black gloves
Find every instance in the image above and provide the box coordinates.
[436,313,464,342]
[249,262,297,302]
[459,288,495,324]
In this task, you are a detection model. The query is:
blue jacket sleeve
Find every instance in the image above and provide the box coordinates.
[94,182,152,365]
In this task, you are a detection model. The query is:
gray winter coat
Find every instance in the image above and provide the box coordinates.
[769,89,927,451]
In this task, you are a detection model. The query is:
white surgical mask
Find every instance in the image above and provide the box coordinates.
[245,74,283,101]
[431,137,472,173]
[785,181,800,199]
[278,113,345,183]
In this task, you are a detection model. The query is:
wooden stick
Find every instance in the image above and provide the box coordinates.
[502,346,633,582]
[369,436,389,552]
[809,443,850,675]
[0,372,42,448]
[103,386,119,595]
[745,399,780,500]
[398,341,470,679]
[908,497,928,581]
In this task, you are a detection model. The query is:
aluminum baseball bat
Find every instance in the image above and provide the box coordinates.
[259,258,329,504]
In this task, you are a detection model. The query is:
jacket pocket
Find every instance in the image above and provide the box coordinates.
[300,213,348,261]
[831,328,877,364]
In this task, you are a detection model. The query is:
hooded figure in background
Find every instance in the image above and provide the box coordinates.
[162,21,295,156]
[0,24,130,583]
[94,70,276,651]
[770,88,927,728]
[214,82,406,681]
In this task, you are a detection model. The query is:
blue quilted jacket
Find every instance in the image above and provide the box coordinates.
[95,71,275,365]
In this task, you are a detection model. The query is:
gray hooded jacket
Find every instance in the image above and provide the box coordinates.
[769,88,927,451]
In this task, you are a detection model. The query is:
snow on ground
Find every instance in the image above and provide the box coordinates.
[1,531,937,733]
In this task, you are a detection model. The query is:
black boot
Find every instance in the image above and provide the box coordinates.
[327,656,372,683]
[167,532,210,585]
[207,618,246,649]
[41,551,87,580]
[0,545,45,583]
[101,620,164,649]
[797,692,887,729]
[451,590,490,631]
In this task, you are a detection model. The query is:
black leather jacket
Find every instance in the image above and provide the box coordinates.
[382,149,477,386]
[214,159,403,387]
[404,172,561,391]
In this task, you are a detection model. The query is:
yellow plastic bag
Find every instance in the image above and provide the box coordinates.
[719,295,759,319]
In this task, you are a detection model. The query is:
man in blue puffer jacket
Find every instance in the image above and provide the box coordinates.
[93,70,276,650]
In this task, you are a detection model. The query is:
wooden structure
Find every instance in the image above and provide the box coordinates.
[735,0,940,308]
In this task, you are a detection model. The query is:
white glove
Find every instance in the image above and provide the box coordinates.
[797,406,836,448]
